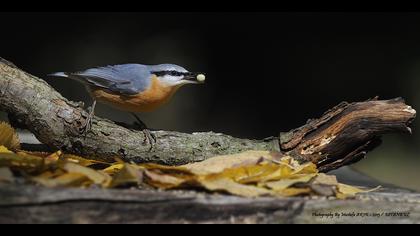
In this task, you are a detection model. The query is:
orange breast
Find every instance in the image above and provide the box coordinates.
[91,76,179,112]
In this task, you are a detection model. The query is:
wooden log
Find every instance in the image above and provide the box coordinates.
[0,182,419,223]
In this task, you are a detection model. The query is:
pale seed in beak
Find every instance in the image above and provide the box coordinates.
[196,74,206,82]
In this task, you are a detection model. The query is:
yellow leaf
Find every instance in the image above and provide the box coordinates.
[107,164,144,188]
[0,147,379,199]
[44,151,62,165]
[61,154,112,167]
[237,162,290,184]
[277,187,312,197]
[143,163,193,174]
[0,146,13,153]
[60,154,111,167]
[336,184,381,199]
[141,151,339,198]
[140,152,317,198]
[141,163,194,182]
[62,162,112,187]
[0,152,44,171]
[202,162,281,184]
[198,177,273,198]
[144,170,186,189]
[181,151,282,175]
[337,183,363,194]
[264,174,317,191]
[33,172,89,188]
[0,122,20,151]
[312,173,338,186]
[216,162,291,184]
[258,162,317,183]
[292,162,318,175]
[103,163,125,175]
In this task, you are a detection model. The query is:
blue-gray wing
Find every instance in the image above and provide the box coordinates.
[70,64,152,95]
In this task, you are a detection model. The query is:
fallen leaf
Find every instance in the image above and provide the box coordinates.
[141,153,319,198]
[259,162,318,183]
[264,174,317,191]
[107,163,144,188]
[144,170,186,189]
[0,142,378,199]
[0,145,13,153]
[237,162,291,184]
[0,122,20,151]
[181,150,282,175]
[205,161,283,184]
[197,177,273,198]
[336,184,381,199]
[291,161,318,175]
[103,163,125,175]
[278,187,312,197]
[140,151,377,198]
[61,154,112,167]
[0,152,45,171]
[44,151,62,165]
[33,172,89,188]
[312,173,338,186]
[62,162,112,187]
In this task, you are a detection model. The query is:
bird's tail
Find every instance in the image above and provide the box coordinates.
[47,72,69,78]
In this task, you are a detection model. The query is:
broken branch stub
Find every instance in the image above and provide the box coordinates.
[279,98,416,172]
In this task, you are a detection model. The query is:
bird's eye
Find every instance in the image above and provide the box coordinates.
[170,71,179,76]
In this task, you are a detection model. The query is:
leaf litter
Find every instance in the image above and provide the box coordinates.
[0,121,378,198]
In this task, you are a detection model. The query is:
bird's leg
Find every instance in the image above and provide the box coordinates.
[131,113,157,149]
[81,99,96,134]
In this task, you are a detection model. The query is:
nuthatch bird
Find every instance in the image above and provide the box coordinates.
[49,64,206,146]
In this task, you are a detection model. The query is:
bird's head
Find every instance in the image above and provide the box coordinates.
[149,64,206,87]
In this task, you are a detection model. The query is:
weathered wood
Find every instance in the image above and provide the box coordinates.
[280,99,416,172]
[0,57,416,172]
[0,182,419,224]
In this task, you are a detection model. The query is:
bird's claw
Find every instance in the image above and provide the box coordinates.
[131,113,156,151]
[142,129,157,151]
[79,114,94,136]
[79,105,95,136]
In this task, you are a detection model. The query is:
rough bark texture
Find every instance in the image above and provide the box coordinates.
[0,57,416,172]
[1,182,419,224]
[280,99,416,172]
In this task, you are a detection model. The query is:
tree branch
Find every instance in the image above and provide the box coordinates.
[0,58,416,171]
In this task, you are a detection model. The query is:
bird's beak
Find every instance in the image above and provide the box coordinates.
[183,72,206,84]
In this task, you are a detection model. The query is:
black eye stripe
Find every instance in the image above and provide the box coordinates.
[152,70,191,76]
